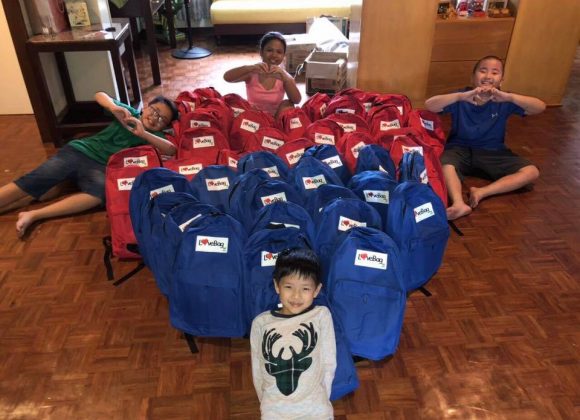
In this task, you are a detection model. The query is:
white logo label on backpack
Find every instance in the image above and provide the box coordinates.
[314,133,335,145]
[380,119,401,131]
[241,119,260,133]
[261,192,287,206]
[205,177,230,191]
[150,184,175,198]
[261,251,279,266]
[178,213,202,232]
[117,177,135,191]
[195,235,229,253]
[354,249,387,270]
[262,165,280,178]
[286,149,305,165]
[338,216,367,232]
[319,103,327,116]
[420,117,434,131]
[269,221,300,229]
[190,120,211,128]
[364,190,389,204]
[302,174,327,190]
[336,122,356,132]
[178,163,202,176]
[193,135,215,148]
[397,106,404,115]
[289,117,302,129]
[363,102,372,113]
[351,141,366,158]
[262,136,284,150]
[123,156,148,167]
[420,169,429,184]
[231,107,245,118]
[402,145,424,155]
[228,157,238,168]
[414,202,435,223]
[336,108,355,114]
[322,155,343,169]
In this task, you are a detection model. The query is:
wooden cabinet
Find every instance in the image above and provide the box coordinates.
[426,17,515,98]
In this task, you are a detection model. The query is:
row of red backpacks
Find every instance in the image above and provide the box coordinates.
[164,86,448,206]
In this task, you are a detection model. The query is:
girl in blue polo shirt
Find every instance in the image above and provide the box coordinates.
[425,55,545,220]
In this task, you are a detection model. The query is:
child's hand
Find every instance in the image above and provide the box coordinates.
[252,62,270,74]
[111,106,131,123]
[266,65,287,80]
[490,88,512,103]
[125,116,145,136]
[463,87,492,106]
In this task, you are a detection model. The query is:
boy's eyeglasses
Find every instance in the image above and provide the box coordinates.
[149,105,169,125]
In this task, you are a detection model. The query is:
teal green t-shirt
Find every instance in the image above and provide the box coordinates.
[69,100,164,165]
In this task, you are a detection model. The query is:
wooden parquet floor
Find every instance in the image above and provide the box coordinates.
[0,35,578,420]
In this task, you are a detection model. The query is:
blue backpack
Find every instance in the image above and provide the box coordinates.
[313,294,359,401]
[170,212,248,337]
[303,144,352,185]
[237,151,290,181]
[129,168,194,267]
[239,179,305,230]
[315,198,382,276]
[348,171,398,231]
[386,181,449,291]
[155,202,219,296]
[189,165,238,212]
[398,151,428,184]
[146,192,199,284]
[304,183,359,220]
[326,226,406,360]
[249,201,316,244]
[290,156,344,200]
[228,168,271,220]
[355,144,396,178]
[244,227,312,327]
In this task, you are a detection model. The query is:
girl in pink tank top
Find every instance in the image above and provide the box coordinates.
[223,32,302,117]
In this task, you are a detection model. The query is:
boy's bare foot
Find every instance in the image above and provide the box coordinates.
[446,203,472,220]
[469,187,485,208]
[16,211,37,238]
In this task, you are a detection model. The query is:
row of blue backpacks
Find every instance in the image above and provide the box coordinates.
[121,144,450,400]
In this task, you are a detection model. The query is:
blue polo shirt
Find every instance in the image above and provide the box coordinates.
[442,88,525,151]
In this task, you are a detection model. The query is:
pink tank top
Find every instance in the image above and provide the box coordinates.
[245,73,285,116]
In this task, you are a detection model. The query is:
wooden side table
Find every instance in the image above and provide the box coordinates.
[26,20,142,147]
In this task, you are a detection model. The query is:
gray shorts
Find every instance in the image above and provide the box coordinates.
[441,146,535,182]
[14,144,106,202]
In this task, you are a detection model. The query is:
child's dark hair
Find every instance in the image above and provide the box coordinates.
[259,31,286,53]
[149,95,179,122]
[472,55,504,74]
[273,248,321,286]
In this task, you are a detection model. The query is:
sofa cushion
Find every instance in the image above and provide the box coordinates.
[211,0,352,25]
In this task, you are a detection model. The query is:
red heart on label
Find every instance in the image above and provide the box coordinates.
[360,253,368,260]
[201,239,209,245]
[266,253,272,259]
[264,198,271,204]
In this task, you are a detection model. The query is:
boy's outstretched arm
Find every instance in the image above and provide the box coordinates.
[491,89,546,115]
[425,90,477,112]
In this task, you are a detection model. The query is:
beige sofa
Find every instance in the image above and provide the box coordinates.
[210,0,353,38]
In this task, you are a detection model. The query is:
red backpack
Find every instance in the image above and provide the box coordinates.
[174,109,228,139]
[105,145,161,259]
[325,113,370,135]
[217,149,245,170]
[223,93,252,118]
[174,90,202,115]
[243,127,288,153]
[274,137,315,167]
[304,119,344,146]
[197,97,234,136]
[337,132,376,173]
[407,109,447,148]
[367,104,405,137]
[378,126,444,159]
[276,107,312,140]
[177,126,230,165]
[193,86,222,100]
[301,92,331,121]
[322,94,366,118]
[337,87,380,115]
[371,93,413,125]
[229,109,274,151]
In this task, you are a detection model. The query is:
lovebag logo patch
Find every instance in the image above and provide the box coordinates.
[289,117,302,129]
[302,174,327,190]
[260,192,287,205]
[420,117,434,131]
[364,190,389,204]
[123,156,148,167]
[178,163,202,175]
[117,177,135,191]
[338,216,367,232]
[314,133,335,145]
[260,251,279,267]
[190,120,211,128]
[262,165,280,178]
[414,202,435,223]
[286,149,305,165]
[193,135,215,149]
[354,249,388,270]
[241,119,260,133]
[195,235,229,253]
[379,119,401,131]
[150,184,175,198]
[205,177,230,191]
[322,155,343,169]
[262,136,284,150]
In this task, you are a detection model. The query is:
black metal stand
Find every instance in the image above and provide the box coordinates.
[171,0,211,60]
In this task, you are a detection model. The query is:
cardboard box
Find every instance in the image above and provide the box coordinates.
[306,16,350,37]
[305,50,348,95]
[283,34,317,74]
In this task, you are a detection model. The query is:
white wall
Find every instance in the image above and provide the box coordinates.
[0,1,33,115]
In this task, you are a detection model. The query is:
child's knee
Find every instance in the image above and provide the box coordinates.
[522,165,540,182]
